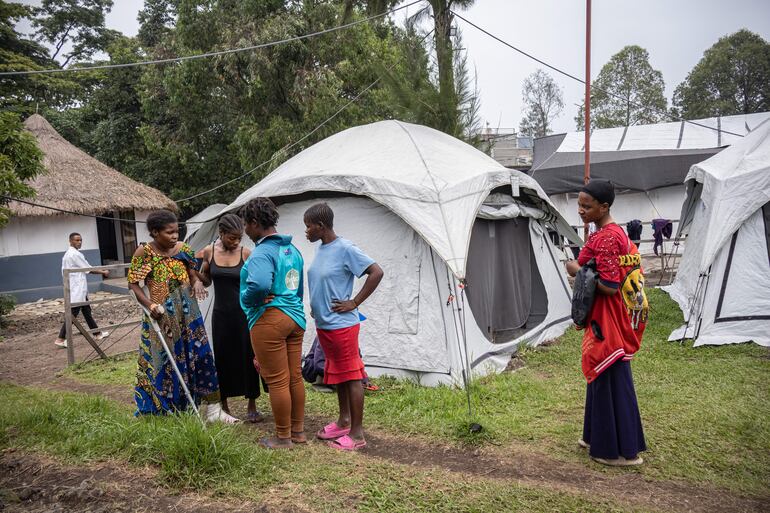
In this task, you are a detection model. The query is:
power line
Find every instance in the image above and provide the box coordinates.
[174,80,382,204]
[451,11,745,138]
[1,196,150,222]
[3,30,436,217]
[0,1,421,77]
[172,29,436,205]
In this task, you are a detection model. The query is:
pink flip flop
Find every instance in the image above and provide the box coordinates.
[327,434,367,451]
[316,422,351,440]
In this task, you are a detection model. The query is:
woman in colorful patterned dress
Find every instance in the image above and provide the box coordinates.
[128,209,237,423]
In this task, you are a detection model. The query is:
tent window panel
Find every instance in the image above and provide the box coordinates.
[387,261,421,335]
[466,218,546,344]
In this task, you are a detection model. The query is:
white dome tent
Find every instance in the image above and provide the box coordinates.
[664,119,770,347]
[190,120,580,386]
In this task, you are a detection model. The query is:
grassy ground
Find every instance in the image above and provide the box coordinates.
[51,288,770,499]
[307,289,770,494]
[0,385,645,512]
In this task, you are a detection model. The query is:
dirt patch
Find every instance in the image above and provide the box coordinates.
[363,432,768,513]
[504,354,527,372]
[0,449,288,513]
[223,404,768,513]
[0,307,137,404]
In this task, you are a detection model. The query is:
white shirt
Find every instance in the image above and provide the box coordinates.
[62,247,92,303]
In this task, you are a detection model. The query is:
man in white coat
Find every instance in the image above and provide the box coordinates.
[54,233,110,348]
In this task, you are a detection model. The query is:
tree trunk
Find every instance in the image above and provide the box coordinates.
[433,2,458,136]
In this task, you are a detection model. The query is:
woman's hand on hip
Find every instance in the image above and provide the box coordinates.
[331,299,357,313]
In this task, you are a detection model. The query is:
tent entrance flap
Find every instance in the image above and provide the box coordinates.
[465,218,547,344]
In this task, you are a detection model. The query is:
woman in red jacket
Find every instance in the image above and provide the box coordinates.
[566,180,648,466]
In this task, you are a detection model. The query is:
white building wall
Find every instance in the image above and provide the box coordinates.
[135,209,152,245]
[0,215,98,257]
[549,184,686,254]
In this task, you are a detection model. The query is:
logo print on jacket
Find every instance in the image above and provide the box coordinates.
[285,269,300,290]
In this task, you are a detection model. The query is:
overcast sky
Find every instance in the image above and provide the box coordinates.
[19,0,770,134]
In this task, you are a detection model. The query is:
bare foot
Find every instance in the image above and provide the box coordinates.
[259,437,293,449]
[291,431,307,444]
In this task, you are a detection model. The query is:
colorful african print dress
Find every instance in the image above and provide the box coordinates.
[128,243,219,415]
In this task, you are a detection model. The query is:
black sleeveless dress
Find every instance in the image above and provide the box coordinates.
[210,248,263,399]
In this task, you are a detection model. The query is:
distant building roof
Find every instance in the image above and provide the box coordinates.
[530,112,770,194]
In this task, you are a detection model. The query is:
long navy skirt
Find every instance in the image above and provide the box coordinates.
[583,359,646,459]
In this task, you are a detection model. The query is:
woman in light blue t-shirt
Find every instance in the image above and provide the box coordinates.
[304,203,383,451]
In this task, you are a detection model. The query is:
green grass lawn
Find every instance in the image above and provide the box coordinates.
[0,385,647,512]
[54,288,770,498]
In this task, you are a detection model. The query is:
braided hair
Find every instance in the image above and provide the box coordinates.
[241,198,279,229]
[218,213,243,235]
[303,202,334,229]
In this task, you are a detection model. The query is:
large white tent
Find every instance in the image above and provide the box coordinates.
[531,113,770,254]
[189,120,580,385]
[664,119,770,347]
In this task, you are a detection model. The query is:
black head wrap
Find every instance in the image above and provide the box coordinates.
[581,179,615,206]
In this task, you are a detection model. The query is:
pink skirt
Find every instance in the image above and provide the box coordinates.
[317,324,367,385]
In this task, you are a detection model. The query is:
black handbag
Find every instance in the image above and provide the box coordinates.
[571,258,598,328]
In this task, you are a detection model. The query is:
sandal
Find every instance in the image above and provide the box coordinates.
[328,434,366,451]
[291,431,308,444]
[247,410,264,423]
[316,422,351,440]
[591,455,643,466]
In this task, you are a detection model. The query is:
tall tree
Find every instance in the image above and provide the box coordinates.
[410,1,475,137]
[31,0,116,67]
[576,45,667,130]
[136,0,175,48]
[673,30,770,119]
[0,2,83,114]
[519,69,563,137]
[342,0,400,23]
[347,0,476,137]
[0,112,44,227]
[135,0,418,215]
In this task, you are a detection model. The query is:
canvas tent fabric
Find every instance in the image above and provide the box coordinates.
[188,120,577,385]
[531,113,770,195]
[184,203,226,240]
[217,120,579,279]
[664,118,770,347]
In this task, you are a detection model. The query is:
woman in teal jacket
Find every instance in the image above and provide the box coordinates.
[240,198,306,449]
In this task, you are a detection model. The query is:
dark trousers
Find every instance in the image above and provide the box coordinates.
[583,359,646,459]
[58,304,99,339]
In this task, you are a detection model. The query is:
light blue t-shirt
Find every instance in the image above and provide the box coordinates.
[308,237,375,330]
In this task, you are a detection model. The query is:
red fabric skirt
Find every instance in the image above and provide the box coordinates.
[317,324,366,385]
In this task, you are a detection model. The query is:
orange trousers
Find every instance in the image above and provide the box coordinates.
[249,308,305,439]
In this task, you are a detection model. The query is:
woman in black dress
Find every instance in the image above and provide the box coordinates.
[194,214,265,422]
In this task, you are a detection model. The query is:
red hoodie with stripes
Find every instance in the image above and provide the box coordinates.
[577,223,648,383]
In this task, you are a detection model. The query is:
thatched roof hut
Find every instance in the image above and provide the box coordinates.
[10,114,176,217]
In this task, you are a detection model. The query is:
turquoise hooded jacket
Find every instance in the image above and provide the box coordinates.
[239,234,305,330]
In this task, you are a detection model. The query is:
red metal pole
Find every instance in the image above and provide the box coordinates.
[583,0,592,241]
